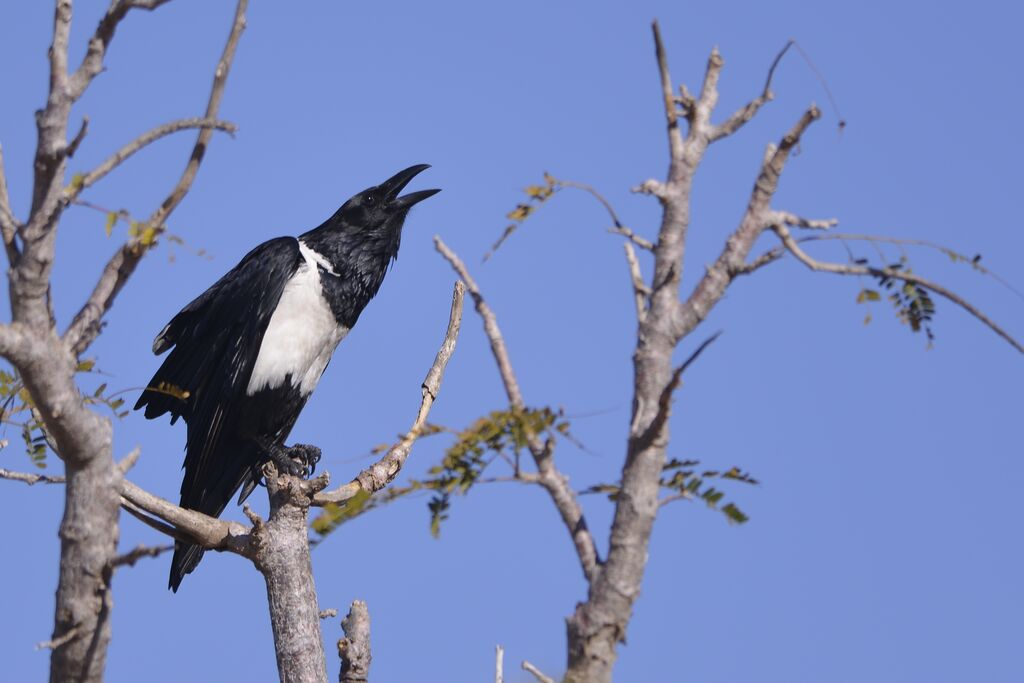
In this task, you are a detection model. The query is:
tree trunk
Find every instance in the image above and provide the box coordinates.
[256,473,329,683]
[49,450,120,683]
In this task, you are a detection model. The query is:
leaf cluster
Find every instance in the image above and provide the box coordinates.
[582,457,757,525]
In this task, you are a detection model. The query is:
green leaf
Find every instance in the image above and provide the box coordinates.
[104,212,117,237]
[856,288,881,303]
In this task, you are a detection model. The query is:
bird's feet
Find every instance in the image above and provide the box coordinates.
[258,439,322,478]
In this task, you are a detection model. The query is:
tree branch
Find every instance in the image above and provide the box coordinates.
[674,105,822,340]
[522,661,556,683]
[710,40,795,142]
[623,241,649,322]
[314,281,465,506]
[433,236,601,584]
[119,478,253,556]
[62,0,248,357]
[68,0,174,101]
[109,543,172,569]
[338,600,371,683]
[64,117,237,202]
[0,142,18,263]
[770,222,1024,354]
[652,20,685,166]
[0,467,66,485]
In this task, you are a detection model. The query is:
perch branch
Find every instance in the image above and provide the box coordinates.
[314,281,465,505]
[119,478,253,555]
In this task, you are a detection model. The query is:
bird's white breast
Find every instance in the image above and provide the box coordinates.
[246,241,348,396]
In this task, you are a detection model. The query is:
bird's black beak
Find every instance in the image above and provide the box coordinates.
[381,164,441,210]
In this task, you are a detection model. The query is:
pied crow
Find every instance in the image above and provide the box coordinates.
[135,164,439,591]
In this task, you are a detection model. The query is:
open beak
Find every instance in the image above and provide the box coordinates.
[381,164,441,209]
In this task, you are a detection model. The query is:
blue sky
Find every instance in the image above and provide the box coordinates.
[1,1,1022,681]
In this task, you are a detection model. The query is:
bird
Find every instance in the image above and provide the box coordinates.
[134,164,439,591]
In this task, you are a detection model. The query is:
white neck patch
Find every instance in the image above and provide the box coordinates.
[246,241,348,396]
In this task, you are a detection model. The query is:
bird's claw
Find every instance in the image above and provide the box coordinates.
[259,440,321,479]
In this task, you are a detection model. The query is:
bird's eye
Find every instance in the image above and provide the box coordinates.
[365,194,377,206]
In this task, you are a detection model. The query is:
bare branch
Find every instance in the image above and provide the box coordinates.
[635,332,721,452]
[652,21,686,160]
[770,209,837,230]
[733,246,785,276]
[434,236,601,583]
[314,281,465,506]
[0,142,18,263]
[771,222,1024,354]
[710,40,796,141]
[675,105,822,340]
[65,117,237,202]
[36,624,82,651]
[62,0,248,357]
[68,0,174,101]
[338,600,371,683]
[0,467,66,485]
[557,178,654,250]
[624,242,649,322]
[522,661,556,683]
[66,116,89,158]
[495,645,504,683]
[318,608,338,620]
[109,543,172,569]
[434,237,526,408]
[694,46,724,133]
[119,478,253,555]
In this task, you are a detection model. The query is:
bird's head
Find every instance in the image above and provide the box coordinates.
[302,165,439,290]
[335,164,439,248]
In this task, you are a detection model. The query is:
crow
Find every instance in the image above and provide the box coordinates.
[134,164,439,591]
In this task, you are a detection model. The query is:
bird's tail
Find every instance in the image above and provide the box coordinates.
[169,542,205,592]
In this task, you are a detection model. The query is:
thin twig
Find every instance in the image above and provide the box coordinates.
[771,222,1024,353]
[0,143,16,261]
[313,282,465,505]
[66,116,89,158]
[62,0,249,357]
[635,332,722,452]
[652,21,686,158]
[64,118,237,202]
[0,467,66,485]
[434,236,601,583]
[624,241,649,322]
[68,0,174,101]
[522,660,556,683]
[710,40,796,142]
[109,543,172,569]
[557,178,654,250]
[36,625,82,651]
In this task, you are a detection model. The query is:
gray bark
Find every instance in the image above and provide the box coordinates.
[0,2,246,681]
[255,474,330,683]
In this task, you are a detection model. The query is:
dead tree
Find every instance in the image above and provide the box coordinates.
[0,2,246,680]
[414,23,1020,683]
[0,3,467,683]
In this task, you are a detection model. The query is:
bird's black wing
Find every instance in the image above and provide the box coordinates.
[134,236,301,589]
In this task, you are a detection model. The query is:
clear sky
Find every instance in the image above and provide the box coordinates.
[1,1,1022,681]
